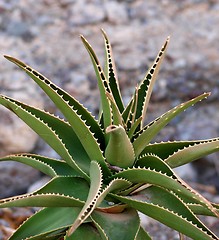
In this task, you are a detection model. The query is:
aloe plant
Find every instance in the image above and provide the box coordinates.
[0,29,219,240]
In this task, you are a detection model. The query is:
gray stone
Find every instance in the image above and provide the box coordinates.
[0,161,40,198]
[69,2,105,26]
[105,1,129,24]
[0,69,44,156]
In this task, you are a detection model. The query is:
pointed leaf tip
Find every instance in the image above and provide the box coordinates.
[4,55,27,68]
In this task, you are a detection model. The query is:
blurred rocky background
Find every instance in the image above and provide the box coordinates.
[0,0,219,238]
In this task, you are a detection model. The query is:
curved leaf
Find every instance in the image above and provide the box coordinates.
[9,207,83,240]
[188,203,219,217]
[135,154,174,177]
[112,194,219,240]
[96,178,132,207]
[111,168,217,216]
[81,36,112,130]
[141,139,215,161]
[91,208,140,240]
[68,161,103,235]
[165,138,219,167]
[132,185,217,238]
[106,92,124,126]
[133,92,210,157]
[0,154,79,177]
[66,223,102,240]
[101,29,124,113]
[0,177,89,208]
[122,37,169,127]
[136,227,152,240]
[4,55,110,177]
[0,95,90,179]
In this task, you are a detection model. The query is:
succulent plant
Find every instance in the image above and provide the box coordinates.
[0,29,219,240]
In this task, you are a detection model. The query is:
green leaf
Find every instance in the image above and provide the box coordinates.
[0,177,89,208]
[135,154,174,177]
[106,92,124,126]
[105,125,135,168]
[65,223,102,240]
[81,36,112,130]
[127,116,142,139]
[9,207,83,240]
[4,55,110,177]
[188,203,219,217]
[141,140,212,160]
[91,219,109,240]
[125,86,139,131]
[91,208,140,240]
[165,138,219,167]
[35,176,89,201]
[111,167,217,216]
[133,92,210,157]
[112,194,219,240]
[95,178,132,207]
[136,227,152,240]
[135,155,219,217]
[0,95,90,179]
[101,29,124,113]
[136,37,170,126]
[123,37,169,128]
[4,56,104,145]
[68,161,103,235]
[0,154,79,177]
[132,185,218,238]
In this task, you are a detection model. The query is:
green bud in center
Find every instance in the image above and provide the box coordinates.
[105,125,135,168]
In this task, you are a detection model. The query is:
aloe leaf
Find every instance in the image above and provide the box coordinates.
[213,203,219,211]
[9,207,84,240]
[0,193,84,208]
[125,86,139,131]
[132,185,218,238]
[95,178,132,207]
[135,154,174,177]
[110,168,217,216]
[112,194,219,240]
[35,176,89,200]
[133,92,210,157]
[128,116,142,139]
[4,56,109,177]
[101,29,124,113]
[105,125,135,168]
[81,36,112,130]
[141,139,216,161]
[0,154,79,177]
[91,218,109,240]
[106,92,124,126]
[136,227,152,240]
[4,56,104,145]
[122,97,133,124]
[137,37,169,125]
[0,177,90,208]
[0,95,90,178]
[188,203,219,217]
[123,37,169,128]
[136,154,219,217]
[65,223,102,240]
[165,138,219,167]
[68,161,103,235]
[91,208,140,240]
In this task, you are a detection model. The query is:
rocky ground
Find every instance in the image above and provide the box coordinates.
[0,0,219,239]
